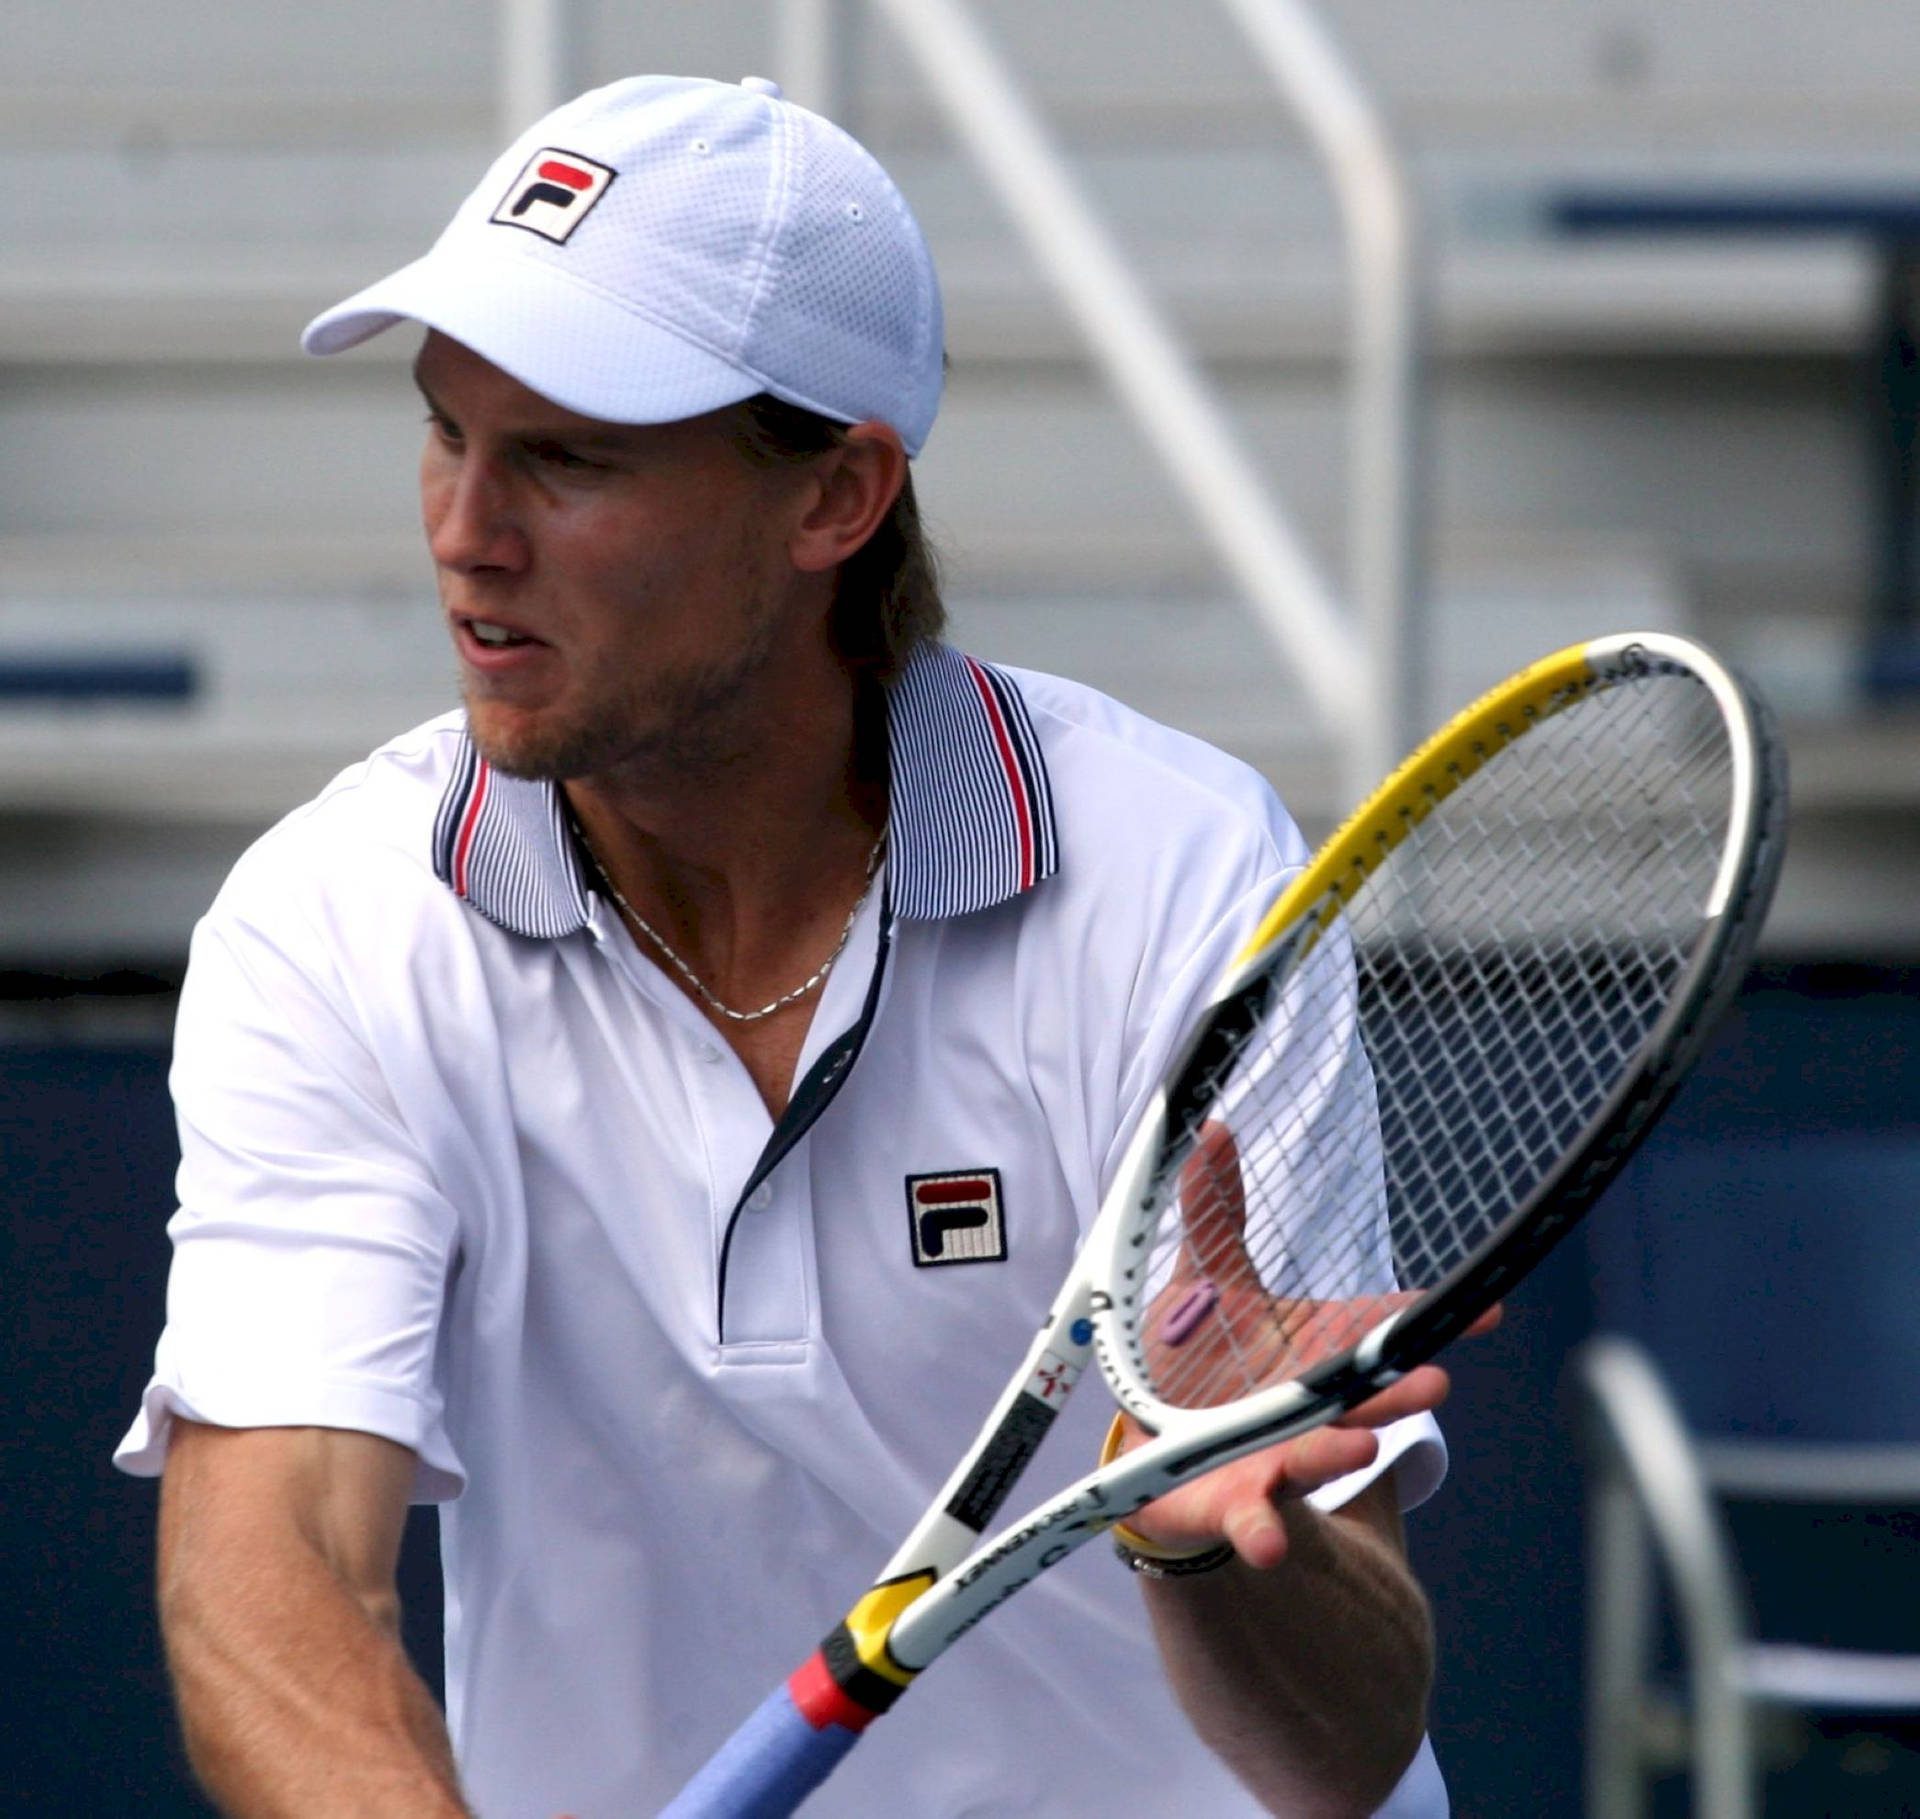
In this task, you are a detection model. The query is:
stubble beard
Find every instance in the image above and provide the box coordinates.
[463,605,786,788]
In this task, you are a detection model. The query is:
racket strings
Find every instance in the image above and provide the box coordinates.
[1136,670,1734,1413]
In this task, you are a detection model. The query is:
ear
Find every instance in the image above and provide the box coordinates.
[788,423,909,574]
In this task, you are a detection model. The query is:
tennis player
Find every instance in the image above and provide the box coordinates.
[117,75,1455,1818]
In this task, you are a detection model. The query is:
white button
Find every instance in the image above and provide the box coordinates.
[739,75,783,98]
[747,1183,774,1212]
[698,1042,724,1065]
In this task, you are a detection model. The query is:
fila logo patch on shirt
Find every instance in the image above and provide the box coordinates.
[490,148,616,244]
[906,1169,1007,1267]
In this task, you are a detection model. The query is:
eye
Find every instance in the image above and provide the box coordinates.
[528,440,607,473]
[424,409,463,446]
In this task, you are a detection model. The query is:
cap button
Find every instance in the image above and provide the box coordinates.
[739,76,784,98]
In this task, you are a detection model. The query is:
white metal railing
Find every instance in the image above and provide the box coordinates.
[499,0,570,138]
[499,0,850,171]
[495,0,1423,800]
[776,0,850,123]
[859,0,1367,736]
[1220,0,1426,786]
[1581,1337,1756,1819]
[777,0,1424,799]
[1581,1336,1920,1819]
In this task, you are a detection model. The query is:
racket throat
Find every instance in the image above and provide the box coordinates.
[785,1633,909,1732]
[789,1567,935,1732]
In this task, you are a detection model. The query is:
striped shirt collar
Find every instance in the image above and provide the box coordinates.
[431,642,1060,939]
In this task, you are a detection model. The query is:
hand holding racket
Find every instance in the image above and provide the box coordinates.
[1114,1121,1493,1568]
[660,631,1787,1819]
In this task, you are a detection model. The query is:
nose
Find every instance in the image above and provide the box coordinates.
[423,444,528,575]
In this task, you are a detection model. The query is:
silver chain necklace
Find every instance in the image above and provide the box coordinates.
[577,820,887,1025]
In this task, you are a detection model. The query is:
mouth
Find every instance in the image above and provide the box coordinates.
[458,615,544,650]
[451,614,558,672]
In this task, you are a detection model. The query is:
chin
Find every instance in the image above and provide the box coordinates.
[462,696,589,781]
[461,657,773,786]
[466,697,684,786]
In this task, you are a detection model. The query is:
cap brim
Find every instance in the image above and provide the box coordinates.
[302,247,767,428]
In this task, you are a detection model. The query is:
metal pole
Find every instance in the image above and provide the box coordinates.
[870,0,1365,735]
[1580,1340,1757,1819]
[777,0,846,121]
[1217,0,1426,803]
[1586,1460,1654,1819]
[499,0,571,141]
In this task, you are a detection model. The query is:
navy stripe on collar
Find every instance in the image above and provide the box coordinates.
[886,643,1059,920]
[431,642,1060,938]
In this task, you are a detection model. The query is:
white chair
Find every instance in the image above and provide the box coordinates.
[1577,1335,1920,1819]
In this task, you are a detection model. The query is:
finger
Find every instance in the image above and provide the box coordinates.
[1225,1428,1382,1569]
[1275,1421,1381,1493]
[1330,1363,1452,1428]
[1176,1121,1255,1288]
[1222,1493,1289,1571]
[1123,1423,1382,1561]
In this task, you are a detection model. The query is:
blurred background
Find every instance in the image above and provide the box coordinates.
[2,1,1916,1813]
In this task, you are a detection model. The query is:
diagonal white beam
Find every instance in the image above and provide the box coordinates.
[1220,0,1427,793]
[870,0,1368,736]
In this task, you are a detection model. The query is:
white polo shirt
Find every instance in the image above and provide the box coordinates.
[117,642,1447,1819]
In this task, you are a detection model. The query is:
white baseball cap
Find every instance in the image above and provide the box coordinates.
[303,75,945,455]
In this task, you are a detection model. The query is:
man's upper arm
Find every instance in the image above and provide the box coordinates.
[116,883,467,1496]
[160,1421,418,1632]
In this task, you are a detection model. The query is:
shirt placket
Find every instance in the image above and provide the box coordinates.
[587,886,894,1363]
[682,1029,814,1359]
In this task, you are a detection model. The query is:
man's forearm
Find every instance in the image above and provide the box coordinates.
[158,1422,470,1819]
[163,1536,470,1819]
[1139,1486,1432,1819]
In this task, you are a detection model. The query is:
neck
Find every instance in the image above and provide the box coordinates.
[562,659,889,1017]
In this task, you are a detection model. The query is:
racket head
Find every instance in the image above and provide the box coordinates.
[1088,631,1787,1435]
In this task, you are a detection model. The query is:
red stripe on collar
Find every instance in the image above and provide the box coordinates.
[451,758,492,899]
[962,655,1037,891]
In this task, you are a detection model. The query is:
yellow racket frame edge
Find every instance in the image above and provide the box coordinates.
[1239,634,1657,969]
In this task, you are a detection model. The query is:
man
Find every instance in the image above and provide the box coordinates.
[117,75,1453,1817]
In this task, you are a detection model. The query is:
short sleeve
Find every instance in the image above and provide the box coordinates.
[1306,1410,1448,1516]
[113,889,466,1502]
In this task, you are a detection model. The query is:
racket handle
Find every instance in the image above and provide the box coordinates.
[657,1679,864,1819]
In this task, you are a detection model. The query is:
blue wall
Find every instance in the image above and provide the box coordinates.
[1410,965,1920,1813]
[4,965,1916,1815]
[0,1027,446,1817]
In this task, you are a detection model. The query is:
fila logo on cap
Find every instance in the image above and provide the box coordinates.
[490,147,617,245]
[906,1169,1008,1267]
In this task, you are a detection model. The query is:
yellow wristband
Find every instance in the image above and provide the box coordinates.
[1100,1412,1234,1564]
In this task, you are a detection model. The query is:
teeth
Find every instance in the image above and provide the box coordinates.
[470,621,524,648]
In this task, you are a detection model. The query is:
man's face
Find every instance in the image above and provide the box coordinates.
[415,331,822,783]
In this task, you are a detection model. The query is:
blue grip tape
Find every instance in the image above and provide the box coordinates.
[657,1684,862,1819]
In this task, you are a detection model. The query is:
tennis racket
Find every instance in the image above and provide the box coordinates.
[660,629,1787,1818]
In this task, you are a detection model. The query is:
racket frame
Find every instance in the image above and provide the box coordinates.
[1093,630,1781,1413]
[876,630,1784,1674]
